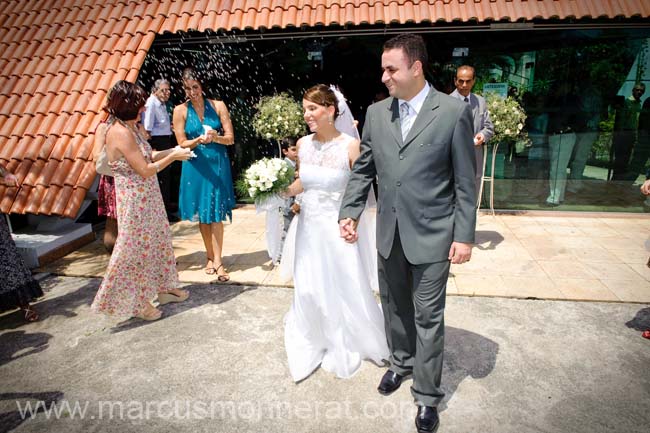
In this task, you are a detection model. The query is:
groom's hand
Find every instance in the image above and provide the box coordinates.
[339,218,359,243]
[448,242,472,264]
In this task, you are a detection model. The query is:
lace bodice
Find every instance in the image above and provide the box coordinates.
[299,134,352,212]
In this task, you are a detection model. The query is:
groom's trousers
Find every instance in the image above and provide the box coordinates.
[378,226,450,407]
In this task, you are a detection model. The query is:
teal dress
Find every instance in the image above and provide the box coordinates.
[179,99,235,223]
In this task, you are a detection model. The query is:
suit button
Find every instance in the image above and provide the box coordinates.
[399,155,404,160]
[396,181,401,187]
[391,207,396,212]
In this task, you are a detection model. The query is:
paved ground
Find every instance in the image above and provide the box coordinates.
[1,275,649,433]
[4,208,650,432]
[39,206,650,303]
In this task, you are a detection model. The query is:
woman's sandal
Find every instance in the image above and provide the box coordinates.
[214,264,230,282]
[22,307,39,322]
[205,258,216,275]
[157,289,190,305]
[134,305,162,321]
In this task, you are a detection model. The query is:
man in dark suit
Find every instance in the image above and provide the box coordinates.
[339,34,476,433]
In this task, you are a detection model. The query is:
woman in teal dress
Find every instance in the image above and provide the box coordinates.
[173,68,236,282]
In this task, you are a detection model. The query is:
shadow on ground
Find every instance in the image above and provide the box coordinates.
[474,231,505,251]
[0,391,64,433]
[625,307,650,331]
[439,326,499,411]
[109,283,259,333]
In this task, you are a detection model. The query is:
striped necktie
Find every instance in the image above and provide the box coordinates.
[400,102,413,140]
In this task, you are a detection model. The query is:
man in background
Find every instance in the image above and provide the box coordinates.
[450,65,494,196]
[143,78,177,221]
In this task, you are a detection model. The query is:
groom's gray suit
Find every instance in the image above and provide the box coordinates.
[339,85,476,406]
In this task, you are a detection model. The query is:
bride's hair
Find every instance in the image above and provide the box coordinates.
[304,84,340,119]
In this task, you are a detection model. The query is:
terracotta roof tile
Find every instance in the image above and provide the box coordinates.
[23,115,49,139]
[76,160,98,190]
[37,183,61,215]
[23,185,47,214]
[88,89,109,115]
[50,185,74,216]
[22,157,45,185]
[35,157,59,187]
[75,133,98,162]
[12,159,34,185]
[34,114,60,138]
[0,136,19,160]
[8,185,29,213]
[1,0,648,217]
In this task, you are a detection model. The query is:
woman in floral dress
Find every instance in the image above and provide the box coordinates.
[91,81,192,321]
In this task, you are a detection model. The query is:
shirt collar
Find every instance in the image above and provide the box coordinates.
[452,90,471,102]
[149,94,164,106]
[399,82,430,115]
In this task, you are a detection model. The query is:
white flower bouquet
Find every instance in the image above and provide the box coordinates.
[485,93,529,148]
[252,93,307,141]
[235,157,295,205]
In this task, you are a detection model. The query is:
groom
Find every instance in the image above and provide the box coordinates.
[339,34,476,433]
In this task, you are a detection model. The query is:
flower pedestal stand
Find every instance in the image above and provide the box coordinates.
[477,141,500,216]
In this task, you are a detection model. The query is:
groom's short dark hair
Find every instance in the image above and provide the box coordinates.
[383,34,428,68]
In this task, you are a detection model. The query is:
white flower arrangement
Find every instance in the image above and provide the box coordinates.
[235,157,295,204]
[252,93,307,141]
[484,93,529,146]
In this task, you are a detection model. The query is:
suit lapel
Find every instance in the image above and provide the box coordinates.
[387,98,403,147]
[403,88,440,148]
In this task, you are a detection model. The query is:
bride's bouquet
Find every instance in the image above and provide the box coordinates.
[236,157,295,205]
[237,157,296,264]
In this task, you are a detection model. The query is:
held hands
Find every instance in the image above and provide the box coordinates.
[339,218,359,243]
[641,179,650,196]
[448,242,472,264]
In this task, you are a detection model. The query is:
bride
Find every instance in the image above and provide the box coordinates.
[282,84,388,382]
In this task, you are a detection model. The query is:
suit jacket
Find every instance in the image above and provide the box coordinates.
[339,86,477,264]
[449,90,494,141]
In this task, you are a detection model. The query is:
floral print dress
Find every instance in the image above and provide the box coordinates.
[91,128,179,318]
[0,215,43,311]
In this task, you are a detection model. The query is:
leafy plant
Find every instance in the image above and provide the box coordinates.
[484,93,529,146]
[252,93,307,141]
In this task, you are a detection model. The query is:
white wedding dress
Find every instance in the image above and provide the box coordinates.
[283,132,389,382]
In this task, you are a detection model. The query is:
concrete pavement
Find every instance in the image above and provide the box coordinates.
[0,275,649,433]
[3,207,650,432]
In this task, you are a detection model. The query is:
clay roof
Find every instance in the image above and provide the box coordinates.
[1,0,648,217]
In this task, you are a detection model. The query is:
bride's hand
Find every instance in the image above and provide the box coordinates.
[339,218,358,243]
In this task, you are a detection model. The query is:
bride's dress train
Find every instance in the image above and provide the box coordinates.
[282,133,388,382]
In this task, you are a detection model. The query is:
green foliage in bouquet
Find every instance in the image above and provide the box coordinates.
[235,158,296,204]
[252,93,307,141]
[485,93,529,147]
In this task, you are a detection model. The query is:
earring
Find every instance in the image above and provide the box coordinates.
[328,115,334,124]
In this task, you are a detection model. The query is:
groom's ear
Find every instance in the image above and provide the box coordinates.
[412,60,423,76]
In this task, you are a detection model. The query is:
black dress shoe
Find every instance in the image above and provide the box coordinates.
[415,406,439,433]
[377,370,407,395]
